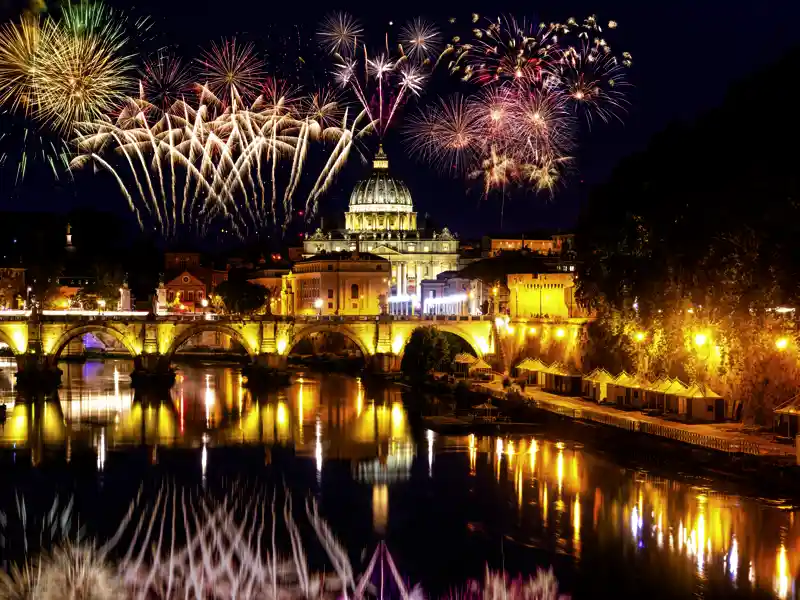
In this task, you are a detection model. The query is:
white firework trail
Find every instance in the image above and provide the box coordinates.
[72,88,370,239]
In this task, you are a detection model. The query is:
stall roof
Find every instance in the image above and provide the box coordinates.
[469,358,493,372]
[682,384,723,399]
[454,353,478,364]
[583,368,615,384]
[517,358,550,372]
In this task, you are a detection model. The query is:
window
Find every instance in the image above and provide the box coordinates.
[423,246,430,252]
[351,284,359,299]
[327,289,334,299]
[197,291,203,299]
[187,291,195,301]
[376,265,383,270]
[167,291,174,302]
[328,302,333,309]
[327,264,333,271]
[407,244,415,251]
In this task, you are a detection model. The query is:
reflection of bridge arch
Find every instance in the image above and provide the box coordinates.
[166,323,256,359]
[289,323,371,357]
[46,324,139,366]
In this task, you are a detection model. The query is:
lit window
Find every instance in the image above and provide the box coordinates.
[407,244,415,251]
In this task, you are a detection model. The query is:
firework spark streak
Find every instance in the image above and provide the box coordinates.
[319,12,438,139]
[72,88,370,238]
[408,14,631,227]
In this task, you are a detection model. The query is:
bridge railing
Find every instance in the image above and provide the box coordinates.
[0,310,493,323]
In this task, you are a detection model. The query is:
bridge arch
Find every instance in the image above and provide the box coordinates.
[166,323,257,359]
[0,329,20,355]
[46,324,140,366]
[394,324,484,358]
[288,323,372,357]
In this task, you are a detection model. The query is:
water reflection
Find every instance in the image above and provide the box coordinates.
[0,359,413,470]
[2,360,800,598]
[435,433,800,599]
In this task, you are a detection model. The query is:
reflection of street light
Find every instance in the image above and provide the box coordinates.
[776,337,789,351]
[528,327,537,336]
[555,328,566,339]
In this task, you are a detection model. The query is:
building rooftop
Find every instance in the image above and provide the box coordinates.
[297,250,389,263]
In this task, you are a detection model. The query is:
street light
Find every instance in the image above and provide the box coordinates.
[694,333,707,347]
[201,298,209,308]
[635,331,645,342]
[776,337,789,350]
[314,297,323,318]
[555,327,566,339]
[98,299,106,312]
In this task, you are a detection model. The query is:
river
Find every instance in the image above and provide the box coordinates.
[0,358,796,599]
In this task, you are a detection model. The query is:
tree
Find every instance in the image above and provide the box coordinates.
[400,327,452,383]
[215,278,268,314]
[72,263,125,310]
[574,47,800,421]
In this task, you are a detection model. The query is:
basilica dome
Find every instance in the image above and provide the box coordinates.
[348,146,413,213]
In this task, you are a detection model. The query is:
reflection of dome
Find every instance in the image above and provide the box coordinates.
[348,146,413,213]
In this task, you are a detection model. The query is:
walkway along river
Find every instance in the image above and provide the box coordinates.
[0,358,799,599]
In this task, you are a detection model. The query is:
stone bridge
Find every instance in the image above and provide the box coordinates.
[0,311,496,378]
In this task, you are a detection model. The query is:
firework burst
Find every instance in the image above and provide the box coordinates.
[139,50,194,109]
[408,12,631,226]
[318,12,433,139]
[197,38,266,105]
[0,1,136,184]
[317,11,363,56]
[399,18,442,62]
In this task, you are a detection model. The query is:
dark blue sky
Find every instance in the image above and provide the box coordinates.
[1,0,798,239]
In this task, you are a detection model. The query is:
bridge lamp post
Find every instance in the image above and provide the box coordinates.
[201,297,209,317]
[26,286,31,308]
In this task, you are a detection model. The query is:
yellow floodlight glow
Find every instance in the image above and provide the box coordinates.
[528,327,537,336]
[555,328,566,339]
[694,333,707,347]
[392,334,405,354]
[276,338,288,355]
[507,325,515,334]
[776,337,789,351]
[635,331,645,342]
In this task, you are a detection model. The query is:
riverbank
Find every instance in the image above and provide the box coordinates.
[469,379,796,458]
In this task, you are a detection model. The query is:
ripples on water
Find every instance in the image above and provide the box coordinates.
[0,358,797,599]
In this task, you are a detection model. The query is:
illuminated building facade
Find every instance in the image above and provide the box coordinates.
[281,251,390,317]
[303,147,459,310]
[507,272,582,319]
[419,273,488,316]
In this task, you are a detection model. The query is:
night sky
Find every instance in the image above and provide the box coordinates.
[1,0,798,240]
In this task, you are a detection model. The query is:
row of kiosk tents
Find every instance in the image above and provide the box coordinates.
[515,360,731,422]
